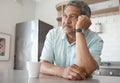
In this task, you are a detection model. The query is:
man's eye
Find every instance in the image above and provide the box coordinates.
[70,15,78,19]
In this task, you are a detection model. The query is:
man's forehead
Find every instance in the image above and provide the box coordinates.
[64,6,81,14]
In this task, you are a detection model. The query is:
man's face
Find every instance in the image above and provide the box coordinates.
[62,5,81,34]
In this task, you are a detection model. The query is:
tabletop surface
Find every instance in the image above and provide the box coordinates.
[0,70,120,83]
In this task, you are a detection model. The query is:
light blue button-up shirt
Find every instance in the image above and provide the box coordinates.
[40,27,103,67]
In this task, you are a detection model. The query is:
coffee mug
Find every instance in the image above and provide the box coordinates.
[27,61,40,78]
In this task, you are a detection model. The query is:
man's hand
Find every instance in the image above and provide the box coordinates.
[62,64,87,80]
[76,15,91,29]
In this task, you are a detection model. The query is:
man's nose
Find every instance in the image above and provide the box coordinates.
[64,17,71,24]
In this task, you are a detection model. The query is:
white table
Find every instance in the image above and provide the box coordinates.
[0,70,120,83]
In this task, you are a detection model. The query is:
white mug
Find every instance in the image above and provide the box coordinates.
[27,61,40,78]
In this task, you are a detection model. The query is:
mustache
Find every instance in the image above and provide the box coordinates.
[63,24,72,28]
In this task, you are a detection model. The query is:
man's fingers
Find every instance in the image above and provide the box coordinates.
[76,15,91,29]
[70,64,87,80]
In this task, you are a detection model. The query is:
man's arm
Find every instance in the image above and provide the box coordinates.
[76,15,98,75]
[40,60,64,77]
[76,32,98,75]
[40,60,86,80]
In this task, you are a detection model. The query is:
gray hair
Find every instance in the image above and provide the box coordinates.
[65,0,91,18]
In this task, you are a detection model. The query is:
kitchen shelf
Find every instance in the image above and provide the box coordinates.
[56,17,62,26]
[56,0,108,10]
[56,1,66,11]
[92,6,120,15]
[83,0,108,4]
[56,0,120,26]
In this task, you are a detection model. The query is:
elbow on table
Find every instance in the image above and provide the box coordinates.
[86,62,98,76]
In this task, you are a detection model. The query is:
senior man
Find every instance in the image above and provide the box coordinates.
[40,0,103,80]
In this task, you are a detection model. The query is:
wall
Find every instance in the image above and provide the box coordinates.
[35,0,64,27]
[89,0,120,62]
[90,14,120,62]
[0,0,36,70]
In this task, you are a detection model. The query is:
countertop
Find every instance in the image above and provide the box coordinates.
[0,70,120,83]
[100,66,120,69]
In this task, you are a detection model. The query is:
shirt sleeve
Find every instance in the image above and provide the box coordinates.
[40,29,54,64]
[89,36,104,65]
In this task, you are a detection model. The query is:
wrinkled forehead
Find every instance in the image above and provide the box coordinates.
[64,5,81,15]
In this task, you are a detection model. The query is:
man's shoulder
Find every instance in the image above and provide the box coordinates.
[49,26,63,35]
[50,26,62,31]
[85,29,103,41]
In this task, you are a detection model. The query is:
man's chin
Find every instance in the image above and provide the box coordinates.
[63,29,72,34]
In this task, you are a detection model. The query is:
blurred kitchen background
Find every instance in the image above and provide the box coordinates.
[0,0,120,76]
